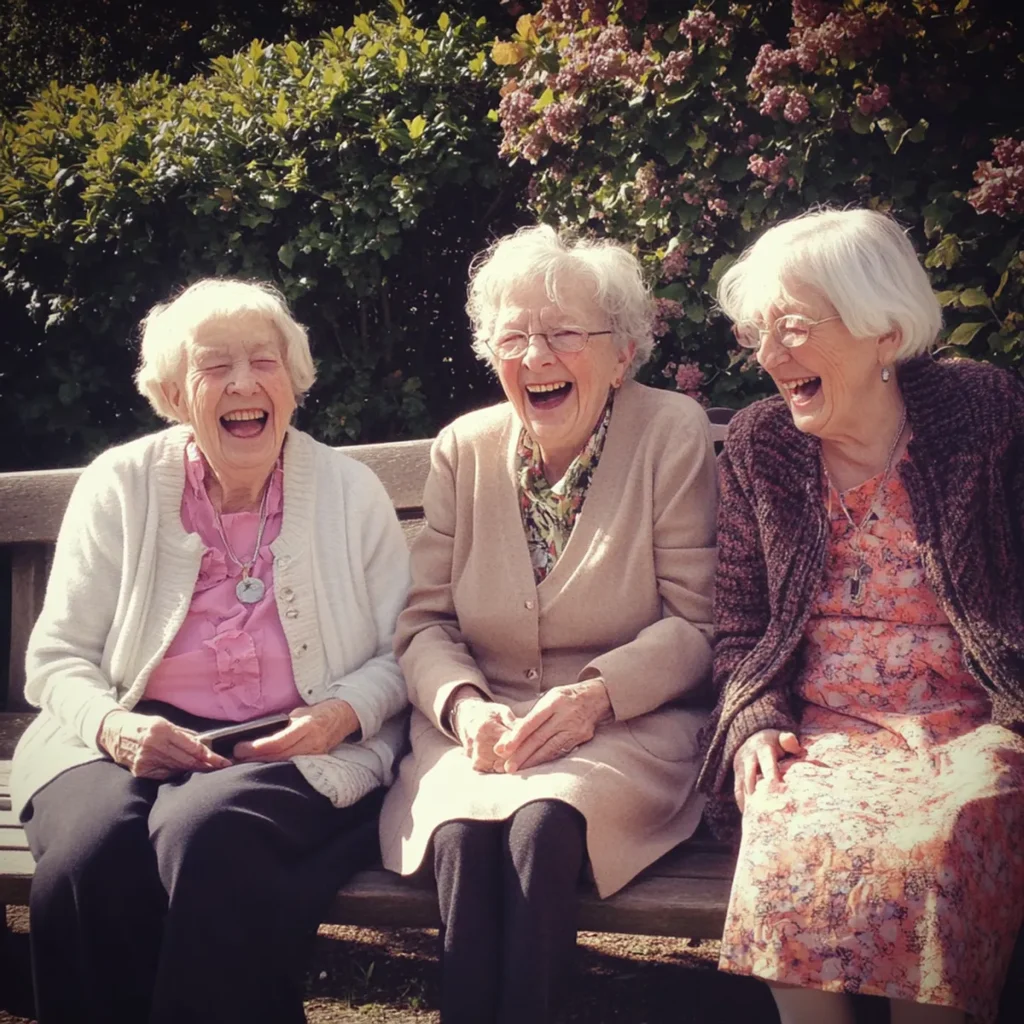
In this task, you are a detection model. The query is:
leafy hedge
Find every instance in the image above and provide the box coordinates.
[0,2,522,469]
[2,0,1022,469]
[494,0,1024,406]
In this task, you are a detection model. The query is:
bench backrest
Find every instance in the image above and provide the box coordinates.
[0,412,732,711]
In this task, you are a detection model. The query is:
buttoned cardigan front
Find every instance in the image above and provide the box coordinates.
[11,425,411,819]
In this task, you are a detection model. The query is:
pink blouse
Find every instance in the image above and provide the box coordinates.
[144,443,302,721]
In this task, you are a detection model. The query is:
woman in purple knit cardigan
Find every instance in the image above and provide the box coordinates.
[698,208,1024,1024]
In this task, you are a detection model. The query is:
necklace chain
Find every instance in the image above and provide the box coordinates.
[214,477,272,579]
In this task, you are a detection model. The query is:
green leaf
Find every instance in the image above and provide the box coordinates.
[716,156,747,183]
[934,290,961,307]
[277,244,296,269]
[850,111,873,134]
[395,49,409,75]
[947,321,985,345]
[708,254,738,287]
[924,235,962,270]
[687,127,708,152]
[958,287,990,308]
[533,88,555,113]
[404,114,427,140]
[661,136,690,167]
[438,12,450,31]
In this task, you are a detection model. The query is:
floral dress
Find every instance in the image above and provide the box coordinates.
[719,464,1024,1020]
[517,394,613,583]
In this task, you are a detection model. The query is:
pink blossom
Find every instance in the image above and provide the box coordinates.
[783,92,811,123]
[652,298,686,338]
[674,360,706,401]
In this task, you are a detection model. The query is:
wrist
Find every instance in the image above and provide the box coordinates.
[445,686,485,737]
[583,678,613,724]
[324,700,360,745]
[97,708,129,754]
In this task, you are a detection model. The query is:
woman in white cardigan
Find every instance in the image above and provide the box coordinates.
[10,279,410,1024]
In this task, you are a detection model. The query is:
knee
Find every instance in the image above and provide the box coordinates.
[34,813,152,906]
[506,801,585,876]
[433,820,498,870]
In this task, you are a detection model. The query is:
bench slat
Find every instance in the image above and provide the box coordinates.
[0,826,28,851]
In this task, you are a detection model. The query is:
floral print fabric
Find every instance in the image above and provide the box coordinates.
[517,393,613,584]
[719,465,1024,1021]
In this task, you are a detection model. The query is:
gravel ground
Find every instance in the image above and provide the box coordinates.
[3,906,1022,1022]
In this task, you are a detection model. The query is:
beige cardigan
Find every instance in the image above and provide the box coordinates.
[378,381,717,896]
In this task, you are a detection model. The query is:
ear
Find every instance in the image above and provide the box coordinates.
[160,380,190,424]
[876,327,902,369]
[615,339,637,385]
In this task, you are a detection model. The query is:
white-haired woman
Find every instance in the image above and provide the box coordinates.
[698,208,1024,1024]
[10,279,411,1024]
[379,225,717,1023]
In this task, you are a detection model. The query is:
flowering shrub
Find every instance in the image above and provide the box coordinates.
[494,0,1024,406]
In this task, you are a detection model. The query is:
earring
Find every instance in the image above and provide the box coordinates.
[881,366,891,383]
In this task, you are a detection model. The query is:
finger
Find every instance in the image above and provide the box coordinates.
[733,771,745,813]
[503,723,565,773]
[743,752,759,798]
[164,731,231,770]
[778,731,805,756]
[756,744,779,784]
[516,734,576,772]
[496,701,555,757]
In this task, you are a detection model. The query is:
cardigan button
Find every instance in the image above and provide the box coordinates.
[277,556,291,569]
[282,587,295,601]
[285,608,299,619]
[525,668,539,681]
[524,600,535,610]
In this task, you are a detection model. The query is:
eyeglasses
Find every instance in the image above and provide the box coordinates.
[733,314,842,350]
[487,328,613,361]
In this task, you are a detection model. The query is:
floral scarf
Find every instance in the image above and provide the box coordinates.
[516,392,614,584]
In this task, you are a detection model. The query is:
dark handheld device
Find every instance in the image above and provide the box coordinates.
[196,713,291,757]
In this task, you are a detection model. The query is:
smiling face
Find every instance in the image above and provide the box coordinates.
[754,282,898,442]
[162,312,296,496]
[491,275,633,478]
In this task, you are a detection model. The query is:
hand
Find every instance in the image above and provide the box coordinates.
[495,680,612,774]
[450,695,516,774]
[99,710,231,779]
[732,728,804,812]
[233,699,360,761]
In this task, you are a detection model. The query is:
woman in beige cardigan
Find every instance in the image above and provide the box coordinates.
[379,225,716,1024]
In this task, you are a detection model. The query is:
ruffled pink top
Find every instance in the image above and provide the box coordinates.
[144,442,302,721]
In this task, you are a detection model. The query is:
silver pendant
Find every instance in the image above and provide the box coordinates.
[236,575,265,604]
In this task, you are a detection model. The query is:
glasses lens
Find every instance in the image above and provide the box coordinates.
[492,331,527,360]
[548,329,587,352]
[776,315,811,348]
[733,322,762,349]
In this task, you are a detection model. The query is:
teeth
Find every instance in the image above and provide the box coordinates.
[222,410,267,421]
[525,382,569,393]
[781,377,818,391]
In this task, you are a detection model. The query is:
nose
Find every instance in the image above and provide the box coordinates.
[521,332,557,370]
[756,329,788,373]
[227,358,259,395]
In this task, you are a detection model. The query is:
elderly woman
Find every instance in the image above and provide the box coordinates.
[10,279,410,1024]
[699,208,1024,1024]
[378,225,717,1023]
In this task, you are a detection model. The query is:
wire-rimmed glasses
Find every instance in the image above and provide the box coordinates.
[733,314,842,350]
[487,328,613,361]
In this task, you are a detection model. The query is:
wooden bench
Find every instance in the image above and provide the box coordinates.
[0,411,736,939]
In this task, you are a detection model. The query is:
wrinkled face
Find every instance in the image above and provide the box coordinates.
[164,312,296,484]
[491,275,633,468]
[753,282,890,441]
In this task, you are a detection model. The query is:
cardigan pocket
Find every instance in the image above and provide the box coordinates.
[625,705,706,762]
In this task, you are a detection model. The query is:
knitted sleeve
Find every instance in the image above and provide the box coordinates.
[697,432,798,793]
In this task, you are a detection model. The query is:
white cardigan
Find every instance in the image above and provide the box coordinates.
[10,425,411,819]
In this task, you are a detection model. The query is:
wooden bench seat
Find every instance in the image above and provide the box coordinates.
[0,412,734,940]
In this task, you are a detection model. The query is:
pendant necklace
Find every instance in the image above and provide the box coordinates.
[214,478,272,605]
[823,407,907,607]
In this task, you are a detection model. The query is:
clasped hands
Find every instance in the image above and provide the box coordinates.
[98,698,360,780]
[731,727,805,812]
[449,680,612,774]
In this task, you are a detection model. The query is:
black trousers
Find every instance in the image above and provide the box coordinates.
[22,701,382,1024]
[432,799,587,1024]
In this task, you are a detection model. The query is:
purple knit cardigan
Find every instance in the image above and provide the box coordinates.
[698,356,1024,796]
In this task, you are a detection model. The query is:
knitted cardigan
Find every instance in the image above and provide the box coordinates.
[698,356,1024,796]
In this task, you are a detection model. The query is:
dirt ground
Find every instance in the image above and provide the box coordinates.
[2,906,1022,1023]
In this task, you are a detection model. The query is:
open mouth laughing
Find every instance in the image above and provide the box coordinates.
[780,376,821,404]
[220,408,269,438]
[526,381,574,409]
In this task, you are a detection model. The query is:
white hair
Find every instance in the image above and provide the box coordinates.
[135,278,316,422]
[716,207,942,361]
[466,224,655,376]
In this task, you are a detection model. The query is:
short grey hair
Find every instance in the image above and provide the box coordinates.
[717,207,942,361]
[135,278,316,422]
[466,224,655,376]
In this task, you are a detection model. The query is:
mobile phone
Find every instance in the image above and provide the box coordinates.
[197,713,291,757]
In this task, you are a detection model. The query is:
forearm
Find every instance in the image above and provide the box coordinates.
[582,617,713,721]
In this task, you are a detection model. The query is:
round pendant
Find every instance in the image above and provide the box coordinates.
[236,576,265,604]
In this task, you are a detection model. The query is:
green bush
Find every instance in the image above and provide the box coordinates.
[494,0,1024,406]
[0,1,521,469]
